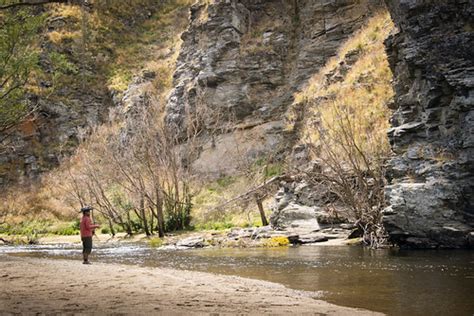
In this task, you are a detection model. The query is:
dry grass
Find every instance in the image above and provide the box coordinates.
[191,175,271,228]
[293,12,395,162]
[288,11,395,247]
[0,184,71,227]
[44,0,193,95]
[102,0,193,93]
[49,3,82,20]
[47,30,80,44]
[240,8,285,56]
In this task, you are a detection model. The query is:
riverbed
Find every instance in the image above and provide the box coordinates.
[1,243,473,315]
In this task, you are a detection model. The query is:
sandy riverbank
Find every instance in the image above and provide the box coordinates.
[0,254,380,315]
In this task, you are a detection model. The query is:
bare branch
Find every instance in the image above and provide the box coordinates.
[0,0,68,10]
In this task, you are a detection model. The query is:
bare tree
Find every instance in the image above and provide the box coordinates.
[303,104,388,247]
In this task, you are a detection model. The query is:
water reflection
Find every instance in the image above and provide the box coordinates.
[1,244,473,315]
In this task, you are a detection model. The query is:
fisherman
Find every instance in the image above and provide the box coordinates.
[79,206,100,264]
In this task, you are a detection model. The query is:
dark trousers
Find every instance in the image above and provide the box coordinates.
[81,236,93,254]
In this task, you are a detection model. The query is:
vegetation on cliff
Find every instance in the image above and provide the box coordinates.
[0,0,191,184]
[288,12,395,247]
[0,0,194,233]
[1,4,395,247]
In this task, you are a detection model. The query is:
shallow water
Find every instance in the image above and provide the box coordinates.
[1,243,473,315]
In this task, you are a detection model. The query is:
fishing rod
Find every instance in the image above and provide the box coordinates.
[90,208,101,242]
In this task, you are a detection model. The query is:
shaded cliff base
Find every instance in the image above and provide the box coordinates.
[0,255,380,315]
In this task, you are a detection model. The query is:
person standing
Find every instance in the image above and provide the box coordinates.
[80,206,100,264]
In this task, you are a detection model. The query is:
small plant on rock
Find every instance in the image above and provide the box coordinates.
[262,236,289,247]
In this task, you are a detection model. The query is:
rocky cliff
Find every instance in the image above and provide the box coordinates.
[0,1,190,187]
[172,0,473,248]
[165,0,383,177]
[0,10,109,186]
[2,0,472,249]
[383,1,474,248]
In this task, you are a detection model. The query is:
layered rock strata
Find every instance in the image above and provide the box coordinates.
[165,0,383,176]
[383,1,474,248]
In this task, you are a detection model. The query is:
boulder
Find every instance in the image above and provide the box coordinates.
[162,0,383,178]
[227,228,253,239]
[176,236,206,248]
[297,233,328,244]
[383,180,472,248]
[468,232,474,249]
[270,178,349,235]
[270,202,320,234]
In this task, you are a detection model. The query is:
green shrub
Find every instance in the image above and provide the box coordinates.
[195,221,234,231]
[0,224,10,234]
[264,163,283,178]
[130,218,143,231]
[149,237,163,248]
[113,224,125,233]
[164,197,192,231]
[71,219,80,230]
[216,176,235,188]
[50,221,79,235]
[56,226,78,236]
[17,220,49,236]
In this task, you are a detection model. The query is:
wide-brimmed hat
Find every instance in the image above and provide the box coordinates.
[80,206,93,213]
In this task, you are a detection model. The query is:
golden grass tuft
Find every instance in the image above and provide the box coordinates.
[50,4,82,20]
[262,236,290,247]
[47,30,80,44]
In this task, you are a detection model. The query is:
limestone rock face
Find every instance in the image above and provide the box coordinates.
[383,1,474,248]
[165,0,383,176]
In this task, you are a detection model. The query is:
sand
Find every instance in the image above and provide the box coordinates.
[0,254,381,315]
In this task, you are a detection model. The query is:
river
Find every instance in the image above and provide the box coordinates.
[1,243,473,315]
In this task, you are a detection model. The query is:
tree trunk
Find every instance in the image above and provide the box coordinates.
[108,218,115,237]
[140,197,151,236]
[149,207,154,235]
[256,195,269,226]
[125,211,133,235]
[156,187,165,238]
